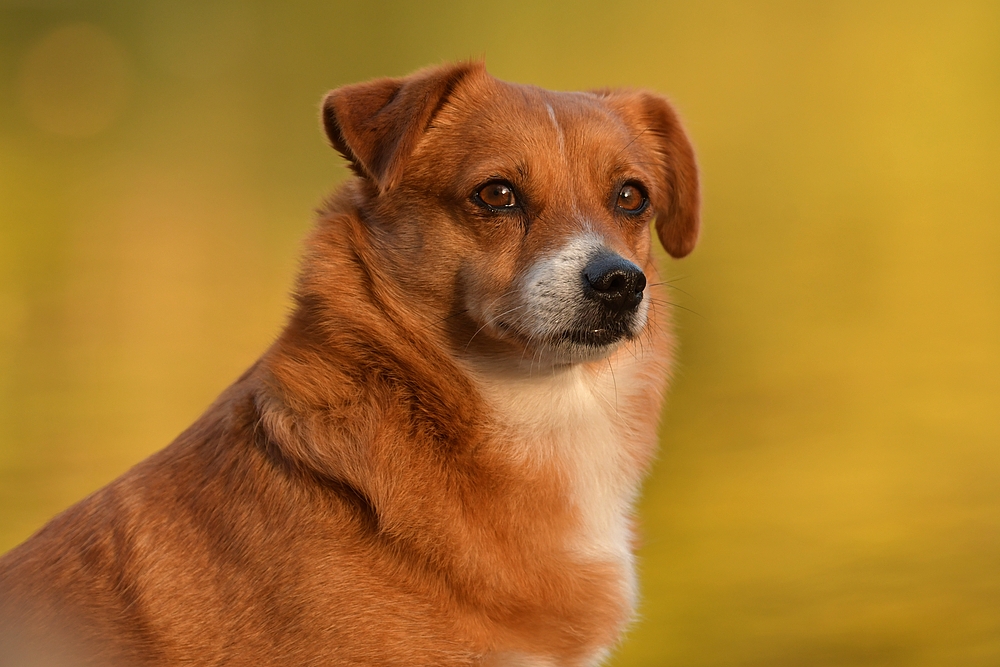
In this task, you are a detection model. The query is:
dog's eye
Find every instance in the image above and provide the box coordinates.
[617,183,647,213]
[475,181,518,209]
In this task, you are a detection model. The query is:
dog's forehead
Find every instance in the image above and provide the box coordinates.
[436,78,634,151]
[416,78,651,194]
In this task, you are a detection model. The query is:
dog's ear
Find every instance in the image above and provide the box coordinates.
[600,90,700,259]
[322,62,482,192]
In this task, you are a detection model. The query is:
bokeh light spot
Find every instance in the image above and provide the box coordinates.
[16,23,131,138]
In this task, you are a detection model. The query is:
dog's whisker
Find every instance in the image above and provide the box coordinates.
[463,298,526,351]
[428,307,471,330]
[606,356,620,418]
[646,280,690,291]
[614,126,650,161]
[646,282,693,297]
[647,298,703,319]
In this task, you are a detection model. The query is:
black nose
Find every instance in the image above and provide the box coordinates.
[582,253,646,311]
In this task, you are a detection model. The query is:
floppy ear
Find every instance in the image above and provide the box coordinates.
[321,62,482,192]
[602,91,700,258]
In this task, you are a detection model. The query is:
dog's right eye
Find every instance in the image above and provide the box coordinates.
[474,181,518,210]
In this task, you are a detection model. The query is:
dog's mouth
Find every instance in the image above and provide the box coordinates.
[494,312,638,353]
[561,324,633,348]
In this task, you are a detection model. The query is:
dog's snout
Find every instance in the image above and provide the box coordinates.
[583,254,646,311]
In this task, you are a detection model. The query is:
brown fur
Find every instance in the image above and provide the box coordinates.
[0,62,699,666]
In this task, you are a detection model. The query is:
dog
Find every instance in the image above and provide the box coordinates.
[0,61,699,666]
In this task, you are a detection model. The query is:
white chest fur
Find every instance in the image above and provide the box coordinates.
[468,356,653,613]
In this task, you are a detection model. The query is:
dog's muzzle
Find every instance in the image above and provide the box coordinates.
[559,251,646,348]
[506,236,650,358]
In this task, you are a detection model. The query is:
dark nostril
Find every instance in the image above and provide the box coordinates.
[595,272,627,294]
[583,253,646,309]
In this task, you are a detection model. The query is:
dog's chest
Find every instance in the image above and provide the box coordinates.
[473,364,647,584]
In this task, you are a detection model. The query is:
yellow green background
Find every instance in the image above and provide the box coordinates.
[2,2,999,665]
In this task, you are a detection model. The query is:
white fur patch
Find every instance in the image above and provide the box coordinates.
[545,102,566,158]
[484,650,611,667]
[468,353,650,617]
[515,233,650,364]
[519,233,604,341]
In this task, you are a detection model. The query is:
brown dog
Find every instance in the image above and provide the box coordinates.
[0,62,699,666]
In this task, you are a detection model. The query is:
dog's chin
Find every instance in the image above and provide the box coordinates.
[491,319,638,367]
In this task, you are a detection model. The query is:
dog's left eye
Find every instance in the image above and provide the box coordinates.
[475,181,518,209]
[617,183,648,213]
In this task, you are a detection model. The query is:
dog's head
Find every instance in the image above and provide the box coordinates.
[321,62,699,367]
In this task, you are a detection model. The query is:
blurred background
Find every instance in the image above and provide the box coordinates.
[1,1,998,664]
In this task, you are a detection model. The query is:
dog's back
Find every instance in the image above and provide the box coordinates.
[0,62,699,666]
